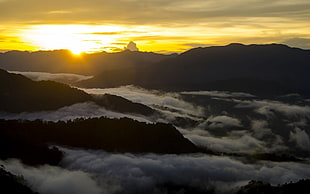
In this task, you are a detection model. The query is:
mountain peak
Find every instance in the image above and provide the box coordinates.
[227,43,245,47]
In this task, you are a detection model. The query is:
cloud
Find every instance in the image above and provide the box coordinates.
[9,71,93,84]
[1,0,310,53]
[82,85,205,119]
[125,41,139,51]
[0,102,152,123]
[1,83,310,194]
[0,159,105,194]
[1,0,310,26]
[181,91,255,98]
[289,128,310,151]
[251,120,287,152]
[1,84,309,159]
[282,38,310,49]
[60,147,310,192]
[234,99,310,118]
[251,120,273,139]
[184,130,266,154]
[203,115,242,129]
[182,43,216,48]
[2,145,310,194]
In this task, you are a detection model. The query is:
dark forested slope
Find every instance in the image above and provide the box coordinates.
[0,117,200,163]
[0,69,91,112]
[0,69,155,115]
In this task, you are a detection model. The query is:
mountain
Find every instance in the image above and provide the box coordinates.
[236,179,310,194]
[0,49,175,75]
[80,43,310,95]
[0,69,155,115]
[95,93,156,116]
[0,69,91,112]
[143,43,310,94]
[0,117,200,155]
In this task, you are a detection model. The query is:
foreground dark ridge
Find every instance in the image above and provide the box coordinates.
[0,117,200,165]
[0,167,39,194]
[236,179,310,194]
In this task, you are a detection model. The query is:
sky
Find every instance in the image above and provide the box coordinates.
[0,0,310,54]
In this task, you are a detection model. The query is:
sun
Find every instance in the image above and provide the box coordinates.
[21,25,122,54]
[70,48,85,55]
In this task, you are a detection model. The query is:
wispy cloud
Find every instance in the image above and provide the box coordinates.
[282,37,310,49]
[1,159,105,194]
[9,71,93,84]
[289,127,310,151]
[235,99,310,118]
[82,86,205,118]
[203,115,242,129]
[0,102,152,123]
[1,0,310,25]
[181,91,255,98]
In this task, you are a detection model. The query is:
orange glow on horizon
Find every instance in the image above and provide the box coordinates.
[1,22,309,54]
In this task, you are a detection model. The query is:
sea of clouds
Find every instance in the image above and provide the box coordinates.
[1,85,310,194]
[2,146,310,194]
[1,85,310,155]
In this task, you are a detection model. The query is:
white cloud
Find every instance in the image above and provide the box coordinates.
[289,128,310,151]
[2,145,310,194]
[0,102,152,123]
[186,133,265,154]
[181,90,255,98]
[203,115,242,129]
[9,71,93,84]
[251,120,273,139]
[0,159,105,194]
[235,99,310,118]
[60,147,310,191]
[82,85,205,118]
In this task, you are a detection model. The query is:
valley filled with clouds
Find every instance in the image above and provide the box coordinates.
[1,81,310,193]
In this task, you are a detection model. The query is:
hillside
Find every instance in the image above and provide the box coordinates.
[0,117,200,161]
[0,69,156,115]
[144,43,310,94]
[0,69,91,112]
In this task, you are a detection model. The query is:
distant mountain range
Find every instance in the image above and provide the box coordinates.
[1,43,310,95]
[0,49,175,74]
[79,43,310,95]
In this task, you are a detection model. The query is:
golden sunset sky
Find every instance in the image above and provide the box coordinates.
[1,0,310,54]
